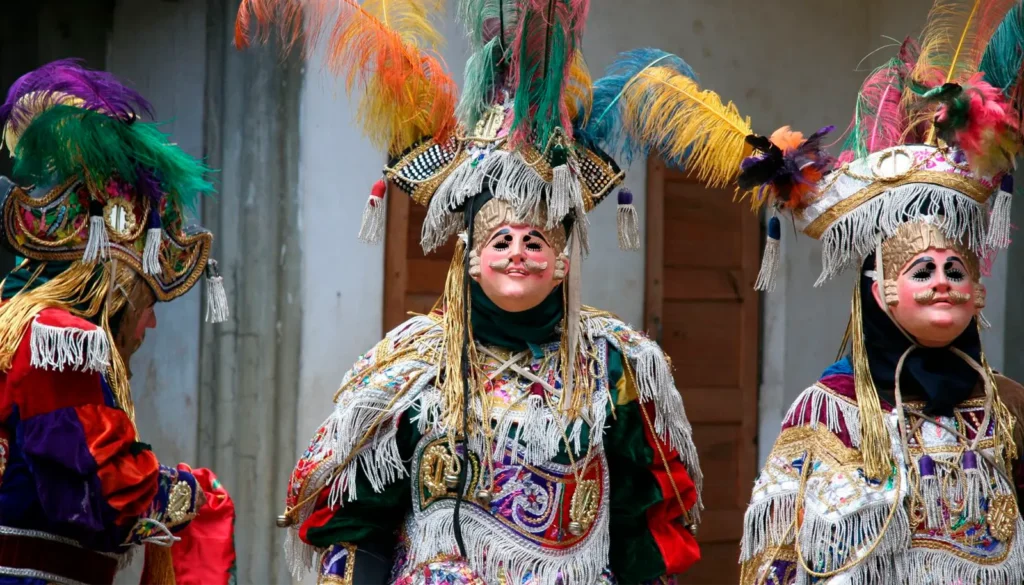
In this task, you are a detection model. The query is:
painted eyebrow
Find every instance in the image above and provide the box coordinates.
[527,230,549,244]
[488,228,511,245]
[944,256,966,268]
[903,257,934,275]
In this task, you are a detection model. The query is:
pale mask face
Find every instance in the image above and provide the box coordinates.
[472,224,565,312]
[872,247,982,348]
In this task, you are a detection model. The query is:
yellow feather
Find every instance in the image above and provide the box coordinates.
[235,0,456,154]
[904,0,1016,113]
[623,67,753,190]
[565,51,593,127]
[363,0,446,50]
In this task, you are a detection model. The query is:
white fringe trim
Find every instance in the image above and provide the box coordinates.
[29,318,110,372]
[815,184,987,286]
[583,313,703,522]
[404,469,611,585]
[420,151,590,254]
[142,228,162,275]
[783,384,863,448]
[83,215,110,264]
[740,492,797,561]
[987,187,1012,249]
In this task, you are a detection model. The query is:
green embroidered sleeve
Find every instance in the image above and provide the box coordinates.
[604,347,671,582]
[303,410,422,548]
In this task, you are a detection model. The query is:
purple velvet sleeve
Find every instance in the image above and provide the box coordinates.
[19,407,116,537]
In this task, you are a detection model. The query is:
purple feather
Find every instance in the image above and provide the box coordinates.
[0,59,152,132]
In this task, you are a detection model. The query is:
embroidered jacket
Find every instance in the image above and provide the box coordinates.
[285,310,703,585]
[740,357,1024,585]
[0,308,234,583]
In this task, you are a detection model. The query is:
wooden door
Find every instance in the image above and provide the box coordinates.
[645,158,761,584]
[383,187,455,331]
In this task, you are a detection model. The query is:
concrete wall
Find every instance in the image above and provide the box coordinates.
[106,1,210,581]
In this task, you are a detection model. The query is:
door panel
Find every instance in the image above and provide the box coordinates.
[646,158,761,585]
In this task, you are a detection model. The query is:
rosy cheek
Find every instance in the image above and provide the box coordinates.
[897,280,926,305]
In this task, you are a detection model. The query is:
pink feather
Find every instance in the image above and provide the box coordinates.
[955,73,1020,174]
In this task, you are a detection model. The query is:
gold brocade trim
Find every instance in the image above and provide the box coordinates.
[771,426,862,467]
[911,530,1015,566]
[4,182,213,303]
[813,381,858,406]
[317,543,358,585]
[804,170,991,239]
[740,545,797,585]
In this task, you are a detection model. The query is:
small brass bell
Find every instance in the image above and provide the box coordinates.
[276,514,293,528]
[476,489,493,506]
[444,473,460,489]
[568,521,584,536]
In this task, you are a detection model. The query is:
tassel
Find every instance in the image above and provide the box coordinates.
[962,451,988,523]
[549,145,583,225]
[616,188,641,250]
[143,205,163,275]
[141,542,177,585]
[83,201,110,264]
[919,455,944,529]
[204,259,229,324]
[358,179,388,244]
[754,216,781,292]
[987,174,1013,249]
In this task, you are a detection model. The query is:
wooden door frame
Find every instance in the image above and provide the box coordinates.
[643,155,762,571]
[644,157,666,343]
[383,184,411,332]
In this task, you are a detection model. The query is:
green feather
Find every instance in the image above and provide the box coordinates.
[11,104,214,211]
[981,2,1024,92]
[457,37,502,129]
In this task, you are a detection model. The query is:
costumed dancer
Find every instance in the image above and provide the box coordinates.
[0,60,236,585]
[234,1,718,583]
[714,2,1024,583]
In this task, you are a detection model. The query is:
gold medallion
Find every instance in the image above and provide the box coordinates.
[568,479,599,535]
[421,444,456,498]
[987,494,1017,541]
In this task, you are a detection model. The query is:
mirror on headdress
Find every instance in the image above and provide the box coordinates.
[104,200,136,240]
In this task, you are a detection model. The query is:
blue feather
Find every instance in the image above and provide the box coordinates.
[980,1,1024,92]
[575,48,697,167]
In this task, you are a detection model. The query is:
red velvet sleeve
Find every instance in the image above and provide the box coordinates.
[640,402,701,576]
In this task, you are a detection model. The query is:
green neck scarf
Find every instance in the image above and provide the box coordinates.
[469,281,564,351]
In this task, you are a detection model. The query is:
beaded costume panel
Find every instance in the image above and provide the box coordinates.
[741,365,1024,585]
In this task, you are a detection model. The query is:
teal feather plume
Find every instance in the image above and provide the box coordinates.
[576,48,697,167]
[980,1,1024,92]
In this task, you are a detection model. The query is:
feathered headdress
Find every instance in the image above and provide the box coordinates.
[0,59,226,318]
[684,0,1024,485]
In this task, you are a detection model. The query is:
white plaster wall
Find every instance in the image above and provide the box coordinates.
[105,2,208,581]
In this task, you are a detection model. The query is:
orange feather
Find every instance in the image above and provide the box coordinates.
[234,0,457,153]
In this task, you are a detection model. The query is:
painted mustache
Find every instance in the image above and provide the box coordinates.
[489,258,549,274]
[913,289,971,305]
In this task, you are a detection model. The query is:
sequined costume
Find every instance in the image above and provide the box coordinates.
[233,1,716,583]
[0,60,235,585]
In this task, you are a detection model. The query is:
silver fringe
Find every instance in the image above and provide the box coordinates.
[142,228,163,275]
[30,317,110,372]
[83,215,110,264]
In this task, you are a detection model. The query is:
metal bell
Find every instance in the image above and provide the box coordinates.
[686,523,698,536]
[476,489,493,506]
[276,514,293,528]
[568,521,584,536]
[444,473,460,489]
